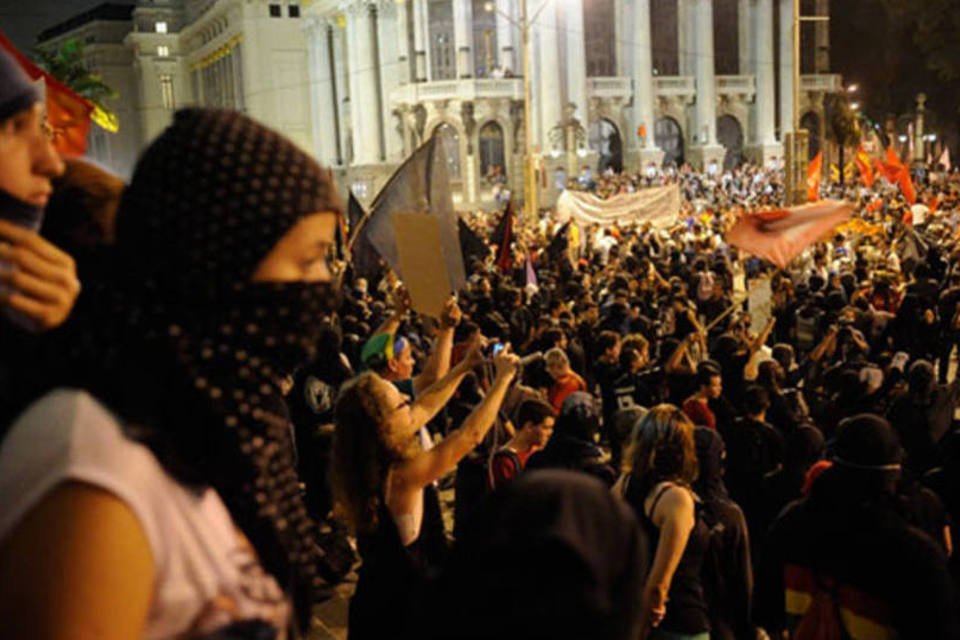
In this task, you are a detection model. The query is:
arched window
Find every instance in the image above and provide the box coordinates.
[588,119,623,173]
[717,114,744,170]
[655,116,684,165]
[479,121,506,181]
[434,123,461,178]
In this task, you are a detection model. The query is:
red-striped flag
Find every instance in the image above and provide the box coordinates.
[726,200,854,268]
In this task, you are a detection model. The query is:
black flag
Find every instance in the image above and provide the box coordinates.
[546,221,571,262]
[346,193,383,279]
[458,217,490,273]
[351,135,466,291]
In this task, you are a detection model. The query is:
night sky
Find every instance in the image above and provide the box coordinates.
[0,0,106,51]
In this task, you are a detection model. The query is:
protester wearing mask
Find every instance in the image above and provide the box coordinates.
[0,108,344,637]
[755,414,960,639]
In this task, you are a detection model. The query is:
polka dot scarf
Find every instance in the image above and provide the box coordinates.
[72,109,343,619]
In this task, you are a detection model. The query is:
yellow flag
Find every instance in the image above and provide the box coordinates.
[91,104,119,133]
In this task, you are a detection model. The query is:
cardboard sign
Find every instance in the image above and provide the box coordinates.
[748,276,773,331]
[394,213,451,318]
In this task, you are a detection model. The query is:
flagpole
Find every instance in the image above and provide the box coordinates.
[521,0,537,223]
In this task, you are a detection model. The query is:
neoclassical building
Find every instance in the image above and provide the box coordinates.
[302,0,840,208]
[38,1,315,179]
[38,0,840,209]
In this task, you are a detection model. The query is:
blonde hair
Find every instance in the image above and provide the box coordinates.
[544,347,569,368]
[622,404,698,494]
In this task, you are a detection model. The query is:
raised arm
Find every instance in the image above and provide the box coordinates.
[395,347,520,489]
[413,297,461,395]
[409,342,483,429]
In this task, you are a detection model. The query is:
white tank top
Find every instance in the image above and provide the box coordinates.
[0,389,291,639]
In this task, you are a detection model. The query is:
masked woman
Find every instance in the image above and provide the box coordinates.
[0,108,342,638]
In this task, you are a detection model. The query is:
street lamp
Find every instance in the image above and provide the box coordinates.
[850,102,860,111]
[846,83,859,94]
[485,0,549,221]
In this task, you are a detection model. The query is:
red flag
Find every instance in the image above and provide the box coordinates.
[898,167,916,205]
[855,145,875,187]
[877,146,903,182]
[806,151,823,201]
[929,195,941,214]
[726,200,854,268]
[0,32,92,156]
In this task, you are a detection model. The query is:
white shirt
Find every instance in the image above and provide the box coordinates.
[0,389,291,639]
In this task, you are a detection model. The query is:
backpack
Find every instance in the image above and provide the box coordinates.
[793,575,851,640]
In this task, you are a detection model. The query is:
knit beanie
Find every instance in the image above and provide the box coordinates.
[0,46,38,123]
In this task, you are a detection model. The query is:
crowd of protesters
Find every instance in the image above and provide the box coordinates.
[1,40,960,639]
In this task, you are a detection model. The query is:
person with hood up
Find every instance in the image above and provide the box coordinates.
[0,108,344,638]
[693,427,755,640]
[755,414,960,639]
[526,391,616,485]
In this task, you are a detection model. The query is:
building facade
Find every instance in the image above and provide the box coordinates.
[303,0,840,209]
[40,0,839,209]
[38,0,314,178]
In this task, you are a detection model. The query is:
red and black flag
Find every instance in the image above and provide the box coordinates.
[493,200,515,273]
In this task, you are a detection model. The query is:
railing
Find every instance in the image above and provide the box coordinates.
[716,74,756,98]
[653,75,695,97]
[390,77,523,104]
[801,73,843,93]
[586,76,632,98]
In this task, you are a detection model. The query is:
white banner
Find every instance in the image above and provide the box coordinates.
[555,185,681,227]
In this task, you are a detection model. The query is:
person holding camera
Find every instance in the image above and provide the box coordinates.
[332,345,520,640]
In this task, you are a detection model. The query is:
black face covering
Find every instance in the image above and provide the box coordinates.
[0,189,43,231]
[57,108,343,622]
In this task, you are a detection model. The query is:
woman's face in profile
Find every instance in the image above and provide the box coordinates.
[251,211,339,283]
[372,376,419,458]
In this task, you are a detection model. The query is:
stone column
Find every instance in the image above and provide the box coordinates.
[348,2,383,165]
[413,0,429,81]
[814,0,829,72]
[748,0,781,164]
[564,0,587,125]
[332,16,349,164]
[305,18,340,166]
[627,0,663,170]
[778,0,793,137]
[453,0,474,78]
[677,0,693,75]
[378,0,404,161]
[537,3,562,153]
[495,0,516,73]
[688,0,724,169]
[738,0,752,74]
[396,0,412,83]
